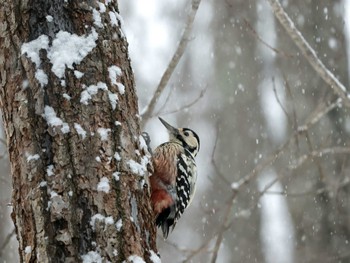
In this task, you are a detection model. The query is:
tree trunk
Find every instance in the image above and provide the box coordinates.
[0,1,157,262]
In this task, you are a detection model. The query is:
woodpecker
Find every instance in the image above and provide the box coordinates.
[150,117,200,238]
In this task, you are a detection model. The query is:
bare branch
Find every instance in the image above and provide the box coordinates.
[141,0,202,126]
[298,98,342,132]
[289,147,350,170]
[182,237,213,263]
[163,236,213,263]
[267,0,350,107]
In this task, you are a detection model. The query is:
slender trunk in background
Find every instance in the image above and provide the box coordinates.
[0,1,157,262]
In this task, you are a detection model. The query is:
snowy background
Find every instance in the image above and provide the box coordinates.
[1,0,350,262]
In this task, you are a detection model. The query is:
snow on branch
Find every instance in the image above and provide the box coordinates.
[267,0,350,107]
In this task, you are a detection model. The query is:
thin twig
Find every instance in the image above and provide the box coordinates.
[158,87,208,116]
[182,237,214,263]
[305,131,326,181]
[266,0,350,107]
[211,124,231,185]
[141,0,202,127]
[153,85,176,117]
[210,191,236,263]
[244,18,293,58]
[272,77,291,124]
[282,73,300,151]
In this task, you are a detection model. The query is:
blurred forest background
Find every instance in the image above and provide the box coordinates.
[1,0,350,262]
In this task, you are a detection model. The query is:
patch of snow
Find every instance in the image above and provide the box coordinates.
[49,29,98,78]
[27,154,40,162]
[81,251,102,263]
[113,172,120,181]
[90,214,105,230]
[97,177,110,193]
[90,213,114,231]
[109,11,119,27]
[61,123,70,134]
[63,93,71,100]
[39,181,47,187]
[74,70,84,79]
[25,246,32,254]
[22,29,98,80]
[74,123,87,139]
[95,156,101,162]
[115,121,121,126]
[105,216,114,225]
[46,15,53,22]
[21,35,49,68]
[47,165,54,177]
[98,2,106,12]
[68,191,73,197]
[115,218,122,231]
[108,65,122,84]
[114,152,121,161]
[93,9,103,28]
[50,191,58,198]
[128,255,146,263]
[116,83,125,95]
[35,69,48,87]
[127,159,147,176]
[44,106,70,134]
[108,92,118,110]
[97,127,111,141]
[80,82,108,105]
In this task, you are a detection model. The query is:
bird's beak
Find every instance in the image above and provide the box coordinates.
[158,117,179,136]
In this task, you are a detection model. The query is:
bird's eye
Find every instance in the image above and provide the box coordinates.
[184,131,189,137]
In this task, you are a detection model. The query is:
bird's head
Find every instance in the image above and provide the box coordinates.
[159,117,200,157]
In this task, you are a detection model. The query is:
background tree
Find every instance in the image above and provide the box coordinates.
[0,0,157,262]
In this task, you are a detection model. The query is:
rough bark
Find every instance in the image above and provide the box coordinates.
[0,0,157,262]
